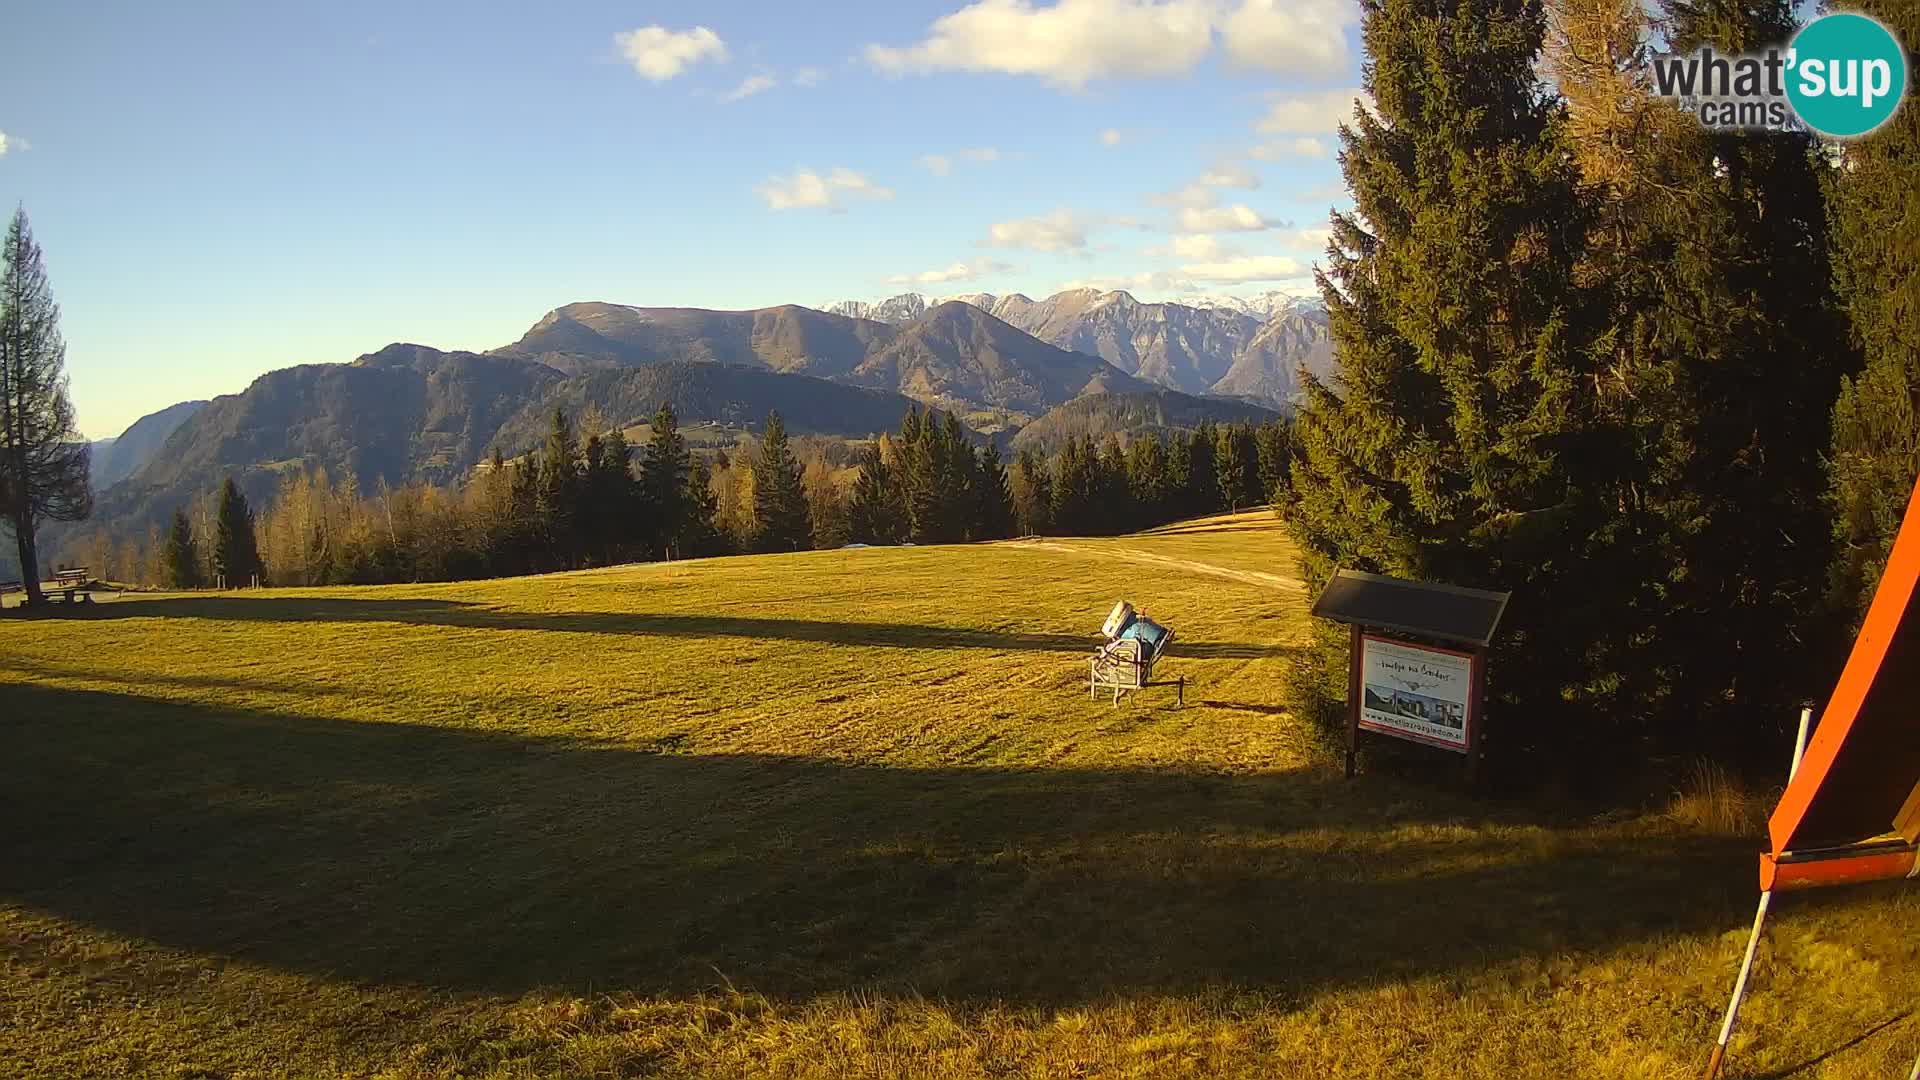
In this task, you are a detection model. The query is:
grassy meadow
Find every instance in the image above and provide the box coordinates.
[2,512,1916,1078]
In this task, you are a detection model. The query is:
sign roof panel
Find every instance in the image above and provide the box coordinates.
[1310,569,1510,648]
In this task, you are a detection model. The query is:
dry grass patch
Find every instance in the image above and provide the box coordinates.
[3,514,1916,1077]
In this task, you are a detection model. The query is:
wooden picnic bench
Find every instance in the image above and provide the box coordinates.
[50,567,93,604]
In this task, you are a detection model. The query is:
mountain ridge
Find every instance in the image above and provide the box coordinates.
[816,288,1334,408]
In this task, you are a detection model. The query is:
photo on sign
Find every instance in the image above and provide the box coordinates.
[1359,636,1473,751]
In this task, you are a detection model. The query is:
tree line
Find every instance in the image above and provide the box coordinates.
[1282,0,1919,778]
[90,405,1295,589]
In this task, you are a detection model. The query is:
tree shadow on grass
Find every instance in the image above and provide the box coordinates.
[37,596,1295,659]
[2,682,1757,1007]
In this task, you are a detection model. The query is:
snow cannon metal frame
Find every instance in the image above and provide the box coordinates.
[1091,601,1183,707]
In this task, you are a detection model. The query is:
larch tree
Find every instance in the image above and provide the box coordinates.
[1548,0,1855,746]
[0,208,91,603]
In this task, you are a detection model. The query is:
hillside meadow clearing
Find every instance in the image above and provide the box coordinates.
[2,513,1917,1078]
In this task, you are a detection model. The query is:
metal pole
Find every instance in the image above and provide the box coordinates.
[1790,705,1812,779]
[1705,891,1772,1079]
[1704,708,1815,1079]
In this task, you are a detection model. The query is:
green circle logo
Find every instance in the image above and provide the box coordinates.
[1786,13,1908,138]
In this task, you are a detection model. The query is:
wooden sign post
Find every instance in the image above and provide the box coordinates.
[1311,570,1509,787]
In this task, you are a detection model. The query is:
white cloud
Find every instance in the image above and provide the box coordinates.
[1196,161,1259,189]
[756,168,896,211]
[1256,87,1370,134]
[1152,184,1215,209]
[985,210,1088,252]
[0,132,10,156]
[793,66,826,87]
[1220,0,1356,78]
[1153,157,1261,212]
[1177,204,1269,233]
[863,0,1352,90]
[866,0,1217,89]
[1059,270,1193,294]
[920,147,1002,175]
[720,74,777,103]
[1100,128,1124,146]
[614,25,728,82]
[886,258,1016,284]
[1178,254,1305,283]
[1248,136,1329,160]
[1147,233,1238,259]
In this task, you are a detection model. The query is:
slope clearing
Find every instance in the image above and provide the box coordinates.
[2,513,1915,1078]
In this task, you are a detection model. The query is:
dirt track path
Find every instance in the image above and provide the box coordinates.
[1012,539,1307,595]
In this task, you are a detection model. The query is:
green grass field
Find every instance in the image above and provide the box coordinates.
[3,513,1916,1078]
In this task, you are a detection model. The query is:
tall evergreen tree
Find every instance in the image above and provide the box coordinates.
[212,477,262,587]
[1216,424,1261,513]
[536,409,582,569]
[1127,433,1170,523]
[1824,0,1920,619]
[752,410,811,551]
[974,443,1016,540]
[1011,448,1053,536]
[848,443,906,544]
[1289,0,1605,763]
[579,429,636,565]
[1254,420,1292,506]
[164,508,200,589]
[1051,436,1096,534]
[1550,0,1855,740]
[1183,422,1219,519]
[641,402,692,558]
[901,407,945,543]
[0,209,90,604]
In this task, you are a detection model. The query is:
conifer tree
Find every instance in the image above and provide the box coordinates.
[164,508,200,589]
[682,456,725,556]
[1825,0,1920,619]
[1011,448,1052,536]
[641,402,692,558]
[1289,0,1604,759]
[536,409,582,569]
[752,410,811,551]
[1254,421,1291,506]
[1164,431,1193,515]
[0,209,90,603]
[1183,422,1219,519]
[942,413,976,541]
[848,443,906,544]
[974,443,1016,540]
[1216,424,1261,512]
[1127,433,1169,523]
[1549,0,1854,736]
[1051,436,1096,534]
[901,407,945,543]
[212,477,262,588]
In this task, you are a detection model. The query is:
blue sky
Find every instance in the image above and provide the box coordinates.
[2,0,1366,438]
